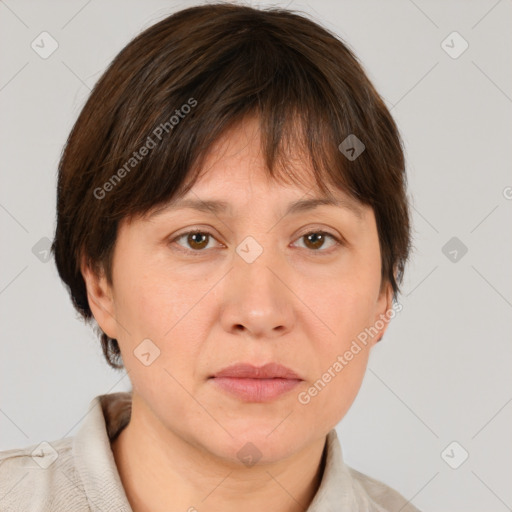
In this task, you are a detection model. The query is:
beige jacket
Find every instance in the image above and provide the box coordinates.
[0,392,421,511]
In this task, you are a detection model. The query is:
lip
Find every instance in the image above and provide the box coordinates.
[211,362,302,380]
[209,363,303,402]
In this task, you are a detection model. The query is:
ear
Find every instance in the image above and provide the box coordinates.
[372,279,394,344]
[80,255,118,340]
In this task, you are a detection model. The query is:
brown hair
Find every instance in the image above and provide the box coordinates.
[51,3,413,370]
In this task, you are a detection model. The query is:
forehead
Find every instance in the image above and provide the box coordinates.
[141,114,370,224]
[176,116,365,214]
[147,147,367,222]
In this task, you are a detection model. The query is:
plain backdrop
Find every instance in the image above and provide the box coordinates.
[1,1,511,511]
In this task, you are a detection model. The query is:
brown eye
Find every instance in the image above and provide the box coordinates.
[187,232,209,250]
[294,231,339,252]
[173,230,216,251]
[304,232,325,250]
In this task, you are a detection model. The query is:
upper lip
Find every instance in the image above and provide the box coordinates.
[211,362,302,380]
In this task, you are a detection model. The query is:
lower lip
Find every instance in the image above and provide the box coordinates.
[210,377,302,402]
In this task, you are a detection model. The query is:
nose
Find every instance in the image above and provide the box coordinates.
[219,243,295,339]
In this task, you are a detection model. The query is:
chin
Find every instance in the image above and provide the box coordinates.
[205,427,302,467]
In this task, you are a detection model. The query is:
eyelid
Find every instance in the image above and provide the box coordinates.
[294,225,341,241]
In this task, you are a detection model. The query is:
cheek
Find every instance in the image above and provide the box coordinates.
[312,273,379,352]
[113,269,206,402]
[114,271,172,338]
[112,244,191,337]
[335,248,382,332]
[112,258,213,371]
[299,333,372,432]
[296,256,379,422]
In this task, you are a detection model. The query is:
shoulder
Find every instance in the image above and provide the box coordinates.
[0,392,133,512]
[0,437,89,511]
[316,430,423,512]
[347,465,422,512]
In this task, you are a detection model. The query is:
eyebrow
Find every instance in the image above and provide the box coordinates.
[148,196,364,220]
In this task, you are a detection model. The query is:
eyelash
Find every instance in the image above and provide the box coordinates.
[170,229,343,256]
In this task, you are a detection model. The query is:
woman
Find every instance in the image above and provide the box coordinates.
[0,3,418,511]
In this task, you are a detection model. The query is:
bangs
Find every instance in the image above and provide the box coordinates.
[109,28,367,226]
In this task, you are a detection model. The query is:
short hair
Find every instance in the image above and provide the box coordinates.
[51,3,413,370]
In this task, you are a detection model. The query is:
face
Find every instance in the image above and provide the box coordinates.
[83,115,393,465]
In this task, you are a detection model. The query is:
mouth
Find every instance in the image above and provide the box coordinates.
[209,362,303,402]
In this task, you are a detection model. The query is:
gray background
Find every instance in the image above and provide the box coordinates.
[1,1,511,510]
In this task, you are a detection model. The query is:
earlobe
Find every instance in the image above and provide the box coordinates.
[80,255,118,339]
[374,281,394,343]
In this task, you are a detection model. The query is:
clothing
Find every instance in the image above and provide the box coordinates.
[0,392,421,511]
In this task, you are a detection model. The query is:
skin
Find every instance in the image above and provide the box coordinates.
[82,115,394,512]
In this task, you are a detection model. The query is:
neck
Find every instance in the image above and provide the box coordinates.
[111,395,327,512]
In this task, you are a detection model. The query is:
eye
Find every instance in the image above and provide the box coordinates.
[172,230,221,252]
[170,229,342,255]
[292,231,341,253]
